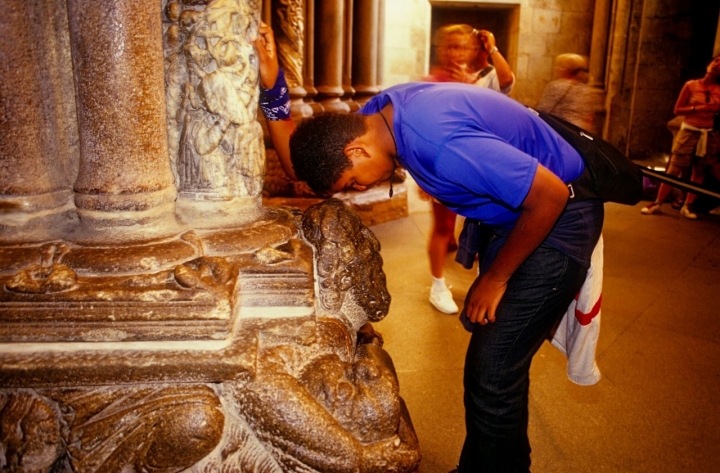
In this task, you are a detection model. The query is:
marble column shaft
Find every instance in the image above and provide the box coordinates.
[314,0,350,112]
[0,0,78,240]
[67,0,176,231]
[376,0,385,87]
[272,0,313,118]
[352,0,380,101]
[589,0,612,88]
[342,0,358,110]
[303,0,324,114]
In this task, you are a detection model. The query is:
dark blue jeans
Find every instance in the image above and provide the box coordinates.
[458,242,588,473]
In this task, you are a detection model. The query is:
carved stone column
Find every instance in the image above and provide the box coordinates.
[352,0,380,104]
[273,0,314,118]
[315,0,351,113]
[0,0,79,243]
[67,0,178,237]
[163,0,266,226]
[0,2,420,472]
[715,11,720,56]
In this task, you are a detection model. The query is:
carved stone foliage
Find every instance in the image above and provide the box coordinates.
[0,210,311,346]
[163,0,264,200]
[272,0,304,89]
[52,385,224,473]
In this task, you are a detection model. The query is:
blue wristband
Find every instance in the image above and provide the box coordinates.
[259,70,291,121]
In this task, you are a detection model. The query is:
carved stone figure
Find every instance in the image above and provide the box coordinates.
[46,385,225,472]
[302,198,391,328]
[229,200,418,472]
[0,391,64,472]
[164,0,264,201]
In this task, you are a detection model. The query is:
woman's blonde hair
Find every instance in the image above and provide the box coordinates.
[433,23,475,47]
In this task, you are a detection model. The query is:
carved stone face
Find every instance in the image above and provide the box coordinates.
[299,344,400,443]
[302,199,391,324]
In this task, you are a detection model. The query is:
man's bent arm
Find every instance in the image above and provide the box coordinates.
[267,119,297,180]
[464,165,570,324]
[253,22,298,181]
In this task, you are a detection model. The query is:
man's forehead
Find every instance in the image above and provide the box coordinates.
[331,172,352,193]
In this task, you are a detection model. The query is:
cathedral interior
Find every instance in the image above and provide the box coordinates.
[1,0,719,472]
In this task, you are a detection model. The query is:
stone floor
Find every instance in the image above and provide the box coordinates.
[371,177,720,473]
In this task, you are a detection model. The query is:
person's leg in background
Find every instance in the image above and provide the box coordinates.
[458,244,588,473]
[642,127,698,216]
[641,160,690,215]
[679,162,707,219]
[429,201,460,314]
[678,132,720,218]
[704,134,720,215]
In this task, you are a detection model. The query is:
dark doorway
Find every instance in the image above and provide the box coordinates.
[685,1,720,80]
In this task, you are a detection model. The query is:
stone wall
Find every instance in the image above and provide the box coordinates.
[381,0,431,86]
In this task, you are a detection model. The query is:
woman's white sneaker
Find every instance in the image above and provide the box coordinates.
[429,286,459,314]
[641,202,662,215]
[680,205,698,220]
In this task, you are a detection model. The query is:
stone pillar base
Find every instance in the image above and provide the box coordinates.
[175,195,263,229]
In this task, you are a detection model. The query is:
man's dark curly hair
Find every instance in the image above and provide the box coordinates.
[289,113,367,194]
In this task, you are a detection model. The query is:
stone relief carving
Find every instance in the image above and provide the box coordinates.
[163,0,264,200]
[272,0,304,89]
[237,328,420,473]
[227,200,418,472]
[49,385,224,472]
[302,198,391,329]
[0,391,64,473]
[0,202,420,472]
[1,1,419,471]
[4,243,76,294]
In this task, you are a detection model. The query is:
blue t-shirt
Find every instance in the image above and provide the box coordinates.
[359,82,585,227]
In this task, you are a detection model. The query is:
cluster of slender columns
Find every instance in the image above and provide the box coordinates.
[0,0,385,242]
[0,0,177,242]
[265,0,384,117]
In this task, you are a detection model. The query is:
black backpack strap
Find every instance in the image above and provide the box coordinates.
[477,65,494,78]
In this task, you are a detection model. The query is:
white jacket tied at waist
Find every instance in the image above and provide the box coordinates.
[551,235,604,386]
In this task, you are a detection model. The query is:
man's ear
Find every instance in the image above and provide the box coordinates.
[343,140,370,161]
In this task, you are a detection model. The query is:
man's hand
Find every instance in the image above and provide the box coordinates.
[464,272,507,325]
[252,21,279,89]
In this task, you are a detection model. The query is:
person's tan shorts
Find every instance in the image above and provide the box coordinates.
[669,127,720,167]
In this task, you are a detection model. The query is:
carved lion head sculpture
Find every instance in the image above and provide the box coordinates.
[301,199,391,329]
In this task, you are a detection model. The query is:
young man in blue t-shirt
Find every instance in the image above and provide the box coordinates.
[254,24,603,472]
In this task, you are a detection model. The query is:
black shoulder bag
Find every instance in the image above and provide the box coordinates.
[530,108,644,206]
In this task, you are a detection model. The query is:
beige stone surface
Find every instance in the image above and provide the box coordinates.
[532,9,562,34]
